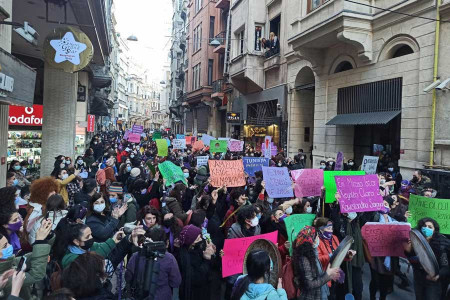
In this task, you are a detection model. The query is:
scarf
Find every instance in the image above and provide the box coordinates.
[68,245,86,255]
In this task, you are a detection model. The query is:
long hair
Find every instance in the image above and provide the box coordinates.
[292,242,318,289]
[169,183,186,203]
[52,223,87,263]
[231,250,271,300]
[30,177,58,207]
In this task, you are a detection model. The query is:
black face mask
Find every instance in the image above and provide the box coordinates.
[80,238,94,250]
[194,239,206,252]
[163,218,175,228]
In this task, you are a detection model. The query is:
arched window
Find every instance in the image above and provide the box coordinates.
[334,61,353,73]
[391,45,414,58]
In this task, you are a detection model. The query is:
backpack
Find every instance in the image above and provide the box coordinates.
[281,256,301,299]
[96,168,106,185]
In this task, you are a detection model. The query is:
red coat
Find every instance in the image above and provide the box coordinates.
[117,150,128,163]
[317,235,340,287]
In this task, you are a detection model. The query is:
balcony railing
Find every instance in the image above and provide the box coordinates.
[212,79,225,93]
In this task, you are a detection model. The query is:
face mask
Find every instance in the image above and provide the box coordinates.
[141,189,147,195]
[77,160,84,165]
[12,179,19,186]
[8,220,22,232]
[388,168,394,172]
[13,166,20,171]
[94,142,98,145]
[126,166,132,172]
[93,203,106,213]
[320,165,326,169]
[279,214,287,221]
[65,161,71,165]
[347,212,357,220]
[130,155,135,158]
[250,216,259,227]
[60,163,65,169]
[277,163,282,167]
[286,206,293,215]
[267,197,274,204]
[22,167,27,171]
[61,174,68,180]
[257,213,262,220]
[380,179,386,185]
[1,244,13,260]
[321,231,333,240]
[184,173,189,178]
[348,162,354,166]
[96,186,100,193]
[305,207,312,214]
[421,226,434,238]
[109,197,117,204]
[380,206,390,214]
[81,238,94,250]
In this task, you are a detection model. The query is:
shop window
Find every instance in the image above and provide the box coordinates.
[334,61,353,73]
[391,45,414,58]
[308,0,330,13]
[304,127,310,142]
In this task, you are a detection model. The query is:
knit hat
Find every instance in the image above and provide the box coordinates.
[106,158,115,167]
[130,168,141,178]
[179,224,201,247]
[108,185,123,194]
[294,226,316,248]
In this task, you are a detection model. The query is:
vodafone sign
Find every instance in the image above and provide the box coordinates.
[9,105,43,126]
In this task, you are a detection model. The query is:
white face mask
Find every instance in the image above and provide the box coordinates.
[285,206,293,215]
[380,179,386,185]
[306,206,312,213]
[347,212,357,220]
[267,197,274,204]
[93,203,106,213]
[61,174,68,180]
[250,216,259,227]
[388,168,394,172]
[77,160,84,165]
[320,165,326,169]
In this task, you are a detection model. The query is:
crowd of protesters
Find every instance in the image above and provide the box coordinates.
[0,129,448,300]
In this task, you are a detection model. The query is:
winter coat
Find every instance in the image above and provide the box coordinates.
[178,247,211,300]
[236,275,288,300]
[74,191,91,208]
[61,238,116,269]
[86,213,120,243]
[29,210,68,244]
[295,256,330,300]
[0,242,51,300]
[227,223,261,239]
[57,174,77,204]
[118,197,137,228]
[165,197,189,223]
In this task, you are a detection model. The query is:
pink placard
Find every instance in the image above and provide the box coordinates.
[229,140,243,152]
[127,133,141,143]
[335,174,384,213]
[222,231,278,278]
[291,169,324,198]
[361,223,411,257]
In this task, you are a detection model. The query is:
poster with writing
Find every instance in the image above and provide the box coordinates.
[262,167,294,198]
[291,169,324,198]
[335,174,384,213]
[324,171,365,203]
[210,140,228,153]
[243,157,269,176]
[123,130,131,140]
[152,132,161,141]
[222,231,278,277]
[408,194,450,234]
[335,152,344,171]
[132,125,144,134]
[361,156,379,174]
[156,139,168,157]
[193,140,205,151]
[127,133,141,143]
[185,136,196,145]
[361,223,411,257]
[228,140,244,152]
[209,160,246,187]
[172,139,186,149]
[201,134,215,146]
[158,161,187,186]
[284,214,316,255]
[263,136,272,158]
[196,156,209,167]
[261,142,277,156]
[176,134,185,139]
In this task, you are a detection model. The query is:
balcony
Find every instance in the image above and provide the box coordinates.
[212,31,226,54]
[211,79,225,99]
[229,54,264,94]
[215,0,230,10]
[288,0,373,65]
[264,55,281,71]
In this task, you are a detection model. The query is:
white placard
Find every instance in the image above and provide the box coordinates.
[361,155,379,174]
[173,139,186,149]
[197,156,209,167]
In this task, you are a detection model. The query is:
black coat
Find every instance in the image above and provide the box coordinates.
[179,247,211,300]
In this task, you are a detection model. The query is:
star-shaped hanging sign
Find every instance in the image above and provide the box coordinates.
[50,32,87,65]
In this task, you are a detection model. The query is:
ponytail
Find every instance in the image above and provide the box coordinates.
[231,275,252,300]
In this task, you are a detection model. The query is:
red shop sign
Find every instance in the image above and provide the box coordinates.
[87,114,95,132]
[9,105,43,126]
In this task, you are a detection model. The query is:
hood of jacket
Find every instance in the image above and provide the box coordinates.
[240,278,276,300]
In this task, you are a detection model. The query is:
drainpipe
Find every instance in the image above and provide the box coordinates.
[429,0,441,166]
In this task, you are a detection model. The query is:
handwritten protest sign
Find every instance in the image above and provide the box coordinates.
[193,140,205,151]
[262,167,294,198]
[210,140,227,153]
[284,214,316,255]
[127,133,141,143]
[209,160,246,187]
[243,157,269,176]
[172,139,186,150]
[408,194,450,234]
[361,156,379,174]
[324,171,365,203]
[228,140,243,152]
[222,231,278,277]
[132,125,143,134]
[196,156,209,167]
[156,139,168,157]
[158,161,187,186]
[335,174,384,213]
[201,134,215,146]
[261,142,277,157]
[176,134,185,139]
[123,130,131,140]
[335,152,344,171]
[152,132,161,141]
[361,223,411,257]
[185,136,196,145]
[291,169,324,198]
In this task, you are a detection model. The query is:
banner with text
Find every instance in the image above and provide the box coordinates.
[408,194,450,234]
[127,133,141,143]
[291,169,324,198]
[262,167,294,198]
[132,125,144,134]
[196,156,209,167]
[228,140,244,152]
[361,156,379,174]
[176,134,185,139]
[243,157,269,176]
[361,222,411,257]
[209,160,246,187]
[158,161,187,186]
[172,139,186,149]
[324,171,365,203]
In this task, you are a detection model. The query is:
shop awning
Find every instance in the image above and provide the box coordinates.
[326,110,401,126]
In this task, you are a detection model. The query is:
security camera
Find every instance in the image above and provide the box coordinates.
[13,22,38,46]
[423,80,442,93]
[277,103,281,110]
[436,78,450,90]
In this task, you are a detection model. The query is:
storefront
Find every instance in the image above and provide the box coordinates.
[8,104,42,174]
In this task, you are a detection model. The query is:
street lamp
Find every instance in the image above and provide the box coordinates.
[209,39,221,47]
[127,35,138,42]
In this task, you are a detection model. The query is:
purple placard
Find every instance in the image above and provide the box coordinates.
[291,169,324,198]
[123,130,131,140]
[335,174,384,213]
[132,125,144,134]
[262,167,294,198]
[335,151,344,171]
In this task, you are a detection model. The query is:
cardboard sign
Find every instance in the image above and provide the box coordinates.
[361,223,411,257]
[201,134,215,146]
[284,214,316,255]
[408,194,450,234]
[291,169,324,198]
[335,152,344,171]
[335,174,384,213]
[261,142,277,157]
[222,231,278,278]
[262,167,294,198]
[193,140,205,151]
[185,136,196,145]
[243,157,269,176]
[158,161,187,186]
[228,140,244,152]
[127,133,141,143]
[196,156,209,167]
[152,132,162,141]
[361,156,379,174]
[172,139,186,149]
[156,139,168,157]
[324,171,365,203]
[132,125,144,134]
[209,160,246,187]
[176,134,185,139]
[210,140,228,153]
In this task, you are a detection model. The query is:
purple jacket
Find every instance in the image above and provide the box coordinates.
[125,251,181,300]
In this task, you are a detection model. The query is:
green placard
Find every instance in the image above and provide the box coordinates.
[324,171,365,203]
[408,194,450,234]
[156,139,168,157]
[152,132,162,141]
[158,161,187,187]
[209,140,227,153]
[284,214,316,255]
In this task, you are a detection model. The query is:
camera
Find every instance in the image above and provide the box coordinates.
[140,241,166,259]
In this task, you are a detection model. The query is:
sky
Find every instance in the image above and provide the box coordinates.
[114,0,172,83]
